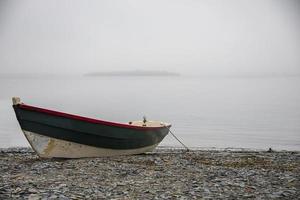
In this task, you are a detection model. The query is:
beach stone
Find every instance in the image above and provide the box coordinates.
[0,147,299,199]
[28,194,41,200]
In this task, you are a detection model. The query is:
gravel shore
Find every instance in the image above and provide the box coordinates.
[0,147,299,199]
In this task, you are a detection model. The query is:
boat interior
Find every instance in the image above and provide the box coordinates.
[129,120,170,127]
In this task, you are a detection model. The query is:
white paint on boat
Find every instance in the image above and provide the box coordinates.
[22,130,159,158]
[12,97,21,105]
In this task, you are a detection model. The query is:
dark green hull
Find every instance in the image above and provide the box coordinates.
[13,104,170,150]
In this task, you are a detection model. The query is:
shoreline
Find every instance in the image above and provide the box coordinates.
[1,145,299,153]
[1,147,299,199]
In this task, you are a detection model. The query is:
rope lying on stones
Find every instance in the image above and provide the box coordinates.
[165,126,190,152]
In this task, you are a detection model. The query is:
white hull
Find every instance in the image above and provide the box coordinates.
[22,130,158,158]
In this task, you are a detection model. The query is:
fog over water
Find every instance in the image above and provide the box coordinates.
[0,1,299,150]
[0,0,299,76]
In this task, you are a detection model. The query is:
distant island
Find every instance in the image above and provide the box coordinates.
[85,70,180,77]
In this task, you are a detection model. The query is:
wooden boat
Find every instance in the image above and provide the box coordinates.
[12,97,171,158]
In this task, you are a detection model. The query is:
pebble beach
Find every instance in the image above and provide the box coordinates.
[0,147,299,199]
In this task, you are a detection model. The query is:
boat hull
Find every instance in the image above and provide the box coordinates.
[23,130,159,158]
[13,103,170,158]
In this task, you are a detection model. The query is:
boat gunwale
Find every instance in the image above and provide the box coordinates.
[17,104,171,130]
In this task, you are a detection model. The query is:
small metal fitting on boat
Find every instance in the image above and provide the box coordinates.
[143,116,147,126]
[143,116,147,123]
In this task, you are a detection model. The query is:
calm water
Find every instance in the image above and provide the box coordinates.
[0,76,299,150]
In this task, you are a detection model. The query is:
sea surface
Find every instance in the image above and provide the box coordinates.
[0,75,299,150]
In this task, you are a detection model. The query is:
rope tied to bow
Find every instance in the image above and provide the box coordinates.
[165,126,190,152]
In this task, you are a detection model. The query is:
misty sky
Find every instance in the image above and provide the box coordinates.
[0,0,299,76]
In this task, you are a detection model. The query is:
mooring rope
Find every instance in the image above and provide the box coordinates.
[165,126,190,152]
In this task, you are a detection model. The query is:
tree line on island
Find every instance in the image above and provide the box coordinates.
[85,70,180,77]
